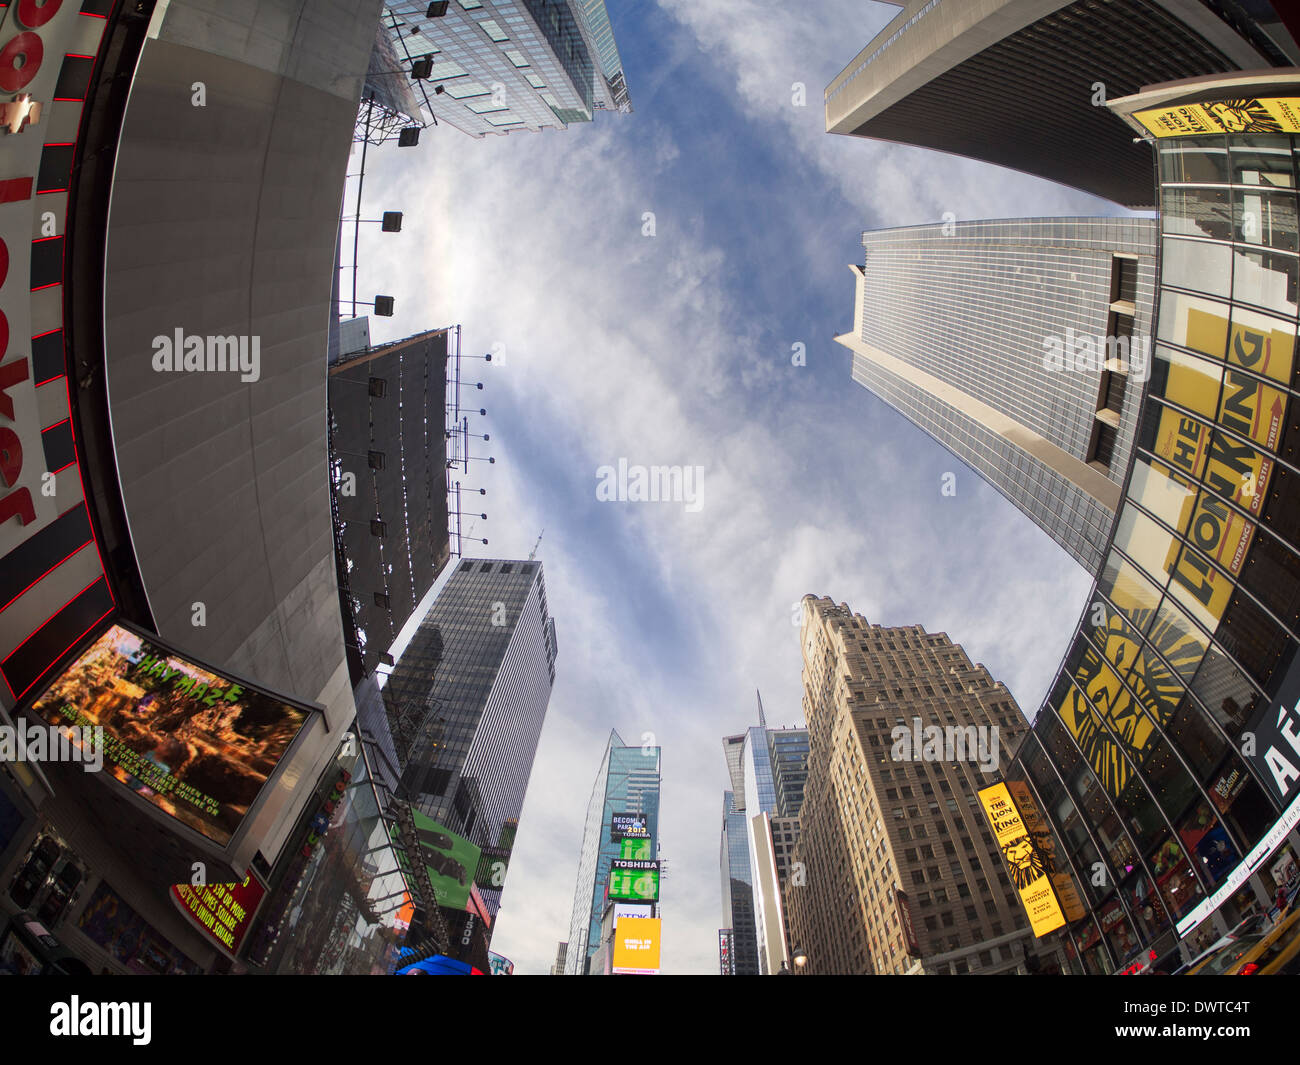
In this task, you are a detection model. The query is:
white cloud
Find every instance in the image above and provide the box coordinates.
[352,1,1107,974]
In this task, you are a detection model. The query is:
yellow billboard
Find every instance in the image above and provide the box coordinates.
[978,783,1066,938]
[1007,780,1086,924]
[611,916,661,975]
[1134,97,1300,139]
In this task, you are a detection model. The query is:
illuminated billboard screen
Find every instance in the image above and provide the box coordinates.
[610,812,649,841]
[169,874,265,958]
[608,860,659,902]
[978,783,1066,937]
[29,623,311,846]
[412,810,481,912]
[611,916,661,974]
[618,836,652,861]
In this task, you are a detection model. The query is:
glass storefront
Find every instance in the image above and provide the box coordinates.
[1001,102,1300,972]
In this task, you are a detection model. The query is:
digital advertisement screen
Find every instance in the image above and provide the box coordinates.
[610,812,649,841]
[412,810,482,912]
[608,860,659,902]
[611,917,661,974]
[29,624,311,846]
[170,874,265,957]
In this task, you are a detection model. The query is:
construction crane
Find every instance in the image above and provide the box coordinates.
[528,529,544,561]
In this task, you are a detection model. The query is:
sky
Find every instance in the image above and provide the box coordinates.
[354,0,1135,974]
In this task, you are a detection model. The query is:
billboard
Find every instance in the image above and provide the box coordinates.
[719,929,734,975]
[978,783,1066,937]
[1133,96,1300,139]
[169,874,265,958]
[411,810,481,912]
[487,951,514,976]
[612,901,653,925]
[610,812,649,841]
[608,860,659,902]
[611,916,661,974]
[29,623,312,846]
[618,836,652,860]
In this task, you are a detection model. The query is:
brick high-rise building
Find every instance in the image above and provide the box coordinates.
[785,596,1056,975]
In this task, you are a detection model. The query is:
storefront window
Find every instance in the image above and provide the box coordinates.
[1160,137,1229,185]
[1232,246,1298,316]
[1147,833,1205,921]
[1163,186,1232,241]
[1151,594,1211,683]
[1157,290,1231,359]
[1114,503,1182,594]
[1163,237,1232,298]
[1191,640,1263,731]
[1140,737,1200,826]
[1233,188,1299,252]
[1230,136,1295,188]
[1178,802,1240,888]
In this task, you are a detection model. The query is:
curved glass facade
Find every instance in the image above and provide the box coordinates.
[1003,105,1300,973]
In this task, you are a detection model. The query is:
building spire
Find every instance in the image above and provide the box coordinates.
[756,689,767,729]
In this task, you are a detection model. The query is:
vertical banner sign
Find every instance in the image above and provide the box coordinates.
[978,782,1067,937]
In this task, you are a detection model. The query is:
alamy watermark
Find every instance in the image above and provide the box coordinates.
[152,329,260,383]
[1042,328,1151,383]
[0,721,103,772]
[891,716,999,773]
[596,460,704,512]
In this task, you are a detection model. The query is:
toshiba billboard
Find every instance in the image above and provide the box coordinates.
[0,1,118,709]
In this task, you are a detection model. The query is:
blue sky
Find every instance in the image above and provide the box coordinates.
[356,0,1135,974]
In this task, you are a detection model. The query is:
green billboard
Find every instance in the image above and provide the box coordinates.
[411,810,481,911]
[619,837,652,861]
[609,860,660,902]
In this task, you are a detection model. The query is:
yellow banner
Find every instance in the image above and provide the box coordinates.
[978,784,1066,937]
[1135,97,1300,138]
[1008,780,1086,923]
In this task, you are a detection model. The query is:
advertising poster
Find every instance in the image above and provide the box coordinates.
[1135,97,1300,138]
[609,860,659,902]
[411,809,481,912]
[611,916,661,974]
[30,624,310,846]
[610,812,649,841]
[76,881,201,975]
[978,783,1066,937]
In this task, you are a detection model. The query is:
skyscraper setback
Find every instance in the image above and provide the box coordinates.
[838,217,1157,573]
[382,557,558,918]
[785,597,1052,975]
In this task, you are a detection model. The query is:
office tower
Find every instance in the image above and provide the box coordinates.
[838,217,1157,574]
[824,0,1300,206]
[550,942,568,975]
[381,0,631,138]
[329,329,453,679]
[785,597,1041,975]
[721,700,811,974]
[719,790,760,975]
[383,557,558,918]
[563,730,662,974]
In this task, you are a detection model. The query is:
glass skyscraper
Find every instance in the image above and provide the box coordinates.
[838,217,1158,573]
[719,790,759,975]
[382,557,558,918]
[720,702,810,975]
[381,0,631,139]
[563,730,661,974]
